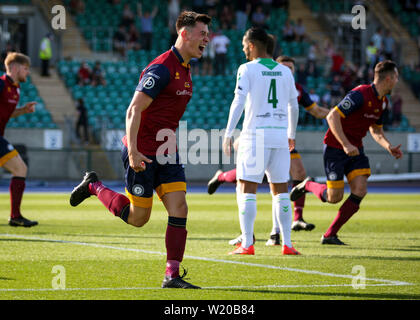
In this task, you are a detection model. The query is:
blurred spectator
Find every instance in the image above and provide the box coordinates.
[282,19,295,42]
[70,0,85,15]
[212,29,230,75]
[294,18,306,42]
[296,64,308,86]
[366,41,378,69]
[235,0,251,31]
[127,23,141,50]
[330,74,344,107]
[192,0,206,13]
[77,62,92,86]
[220,4,235,30]
[383,29,395,60]
[91,61,107,87]
[168,0,180,47]
[121,3,135,28]
[137,4,158,51]
[201,34,215,75]
[251,5,268,29]
[331,49,344,75]
[113,25,128,57]
[261,0,273,14]
[391,90,403,127]
[76,98,89,145]
[322,84,332,107]
[341,62,357,92]
[205,0,218,12]
[371,27,383,52]
[39,33,53,77]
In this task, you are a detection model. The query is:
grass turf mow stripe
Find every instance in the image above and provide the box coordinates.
[0,233,413,290]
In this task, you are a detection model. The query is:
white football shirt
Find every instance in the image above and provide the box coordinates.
[225,58,298,148]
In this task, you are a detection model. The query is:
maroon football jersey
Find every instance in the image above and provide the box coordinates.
[122,46,192,156]
[324,84,386,149]
[0,74,20,136]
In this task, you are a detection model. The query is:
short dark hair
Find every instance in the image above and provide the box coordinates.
[244,27,268,52]
[276,55,295,65]
[374,60,397,81]
[176,11,212,33]
[266,34,276,57]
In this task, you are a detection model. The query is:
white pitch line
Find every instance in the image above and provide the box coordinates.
[0,283,412,293]
[0,234,413,287]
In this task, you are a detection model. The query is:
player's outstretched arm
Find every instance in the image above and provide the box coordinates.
[308,104,330,119]
[369,124,403,159]
[10,102,36,118]
[126,91,153,172]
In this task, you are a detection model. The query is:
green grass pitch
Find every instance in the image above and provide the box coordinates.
[0,192,419,300]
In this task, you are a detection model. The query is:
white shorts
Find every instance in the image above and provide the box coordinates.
[236,143,290,184]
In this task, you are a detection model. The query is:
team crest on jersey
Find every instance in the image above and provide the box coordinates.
[340,97,354,110]
[328,172,337,181]
[132,184,144,196]
[184,82,191,88]
[143,77,155,89]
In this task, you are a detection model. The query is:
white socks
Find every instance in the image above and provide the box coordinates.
[237,192,257,248]
[274,193,292,247]
[271,193,280,235]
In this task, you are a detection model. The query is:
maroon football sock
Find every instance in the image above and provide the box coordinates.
[292,180,305,221]
[10,177,25,219]
[324,194,362,238]
[218,169,237,183]
[165,217,187,278]
[305,181,328,202]
[89,181,130,219]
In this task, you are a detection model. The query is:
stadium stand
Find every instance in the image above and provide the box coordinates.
[54,0,417,133]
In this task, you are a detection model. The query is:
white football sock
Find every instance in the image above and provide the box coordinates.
[238,193,257,248]
[275,193,292,247]
[271,193,280,235]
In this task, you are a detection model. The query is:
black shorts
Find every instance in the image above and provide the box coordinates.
[121,146,186,208]
[324,145,371,189]
[0,136,18,167]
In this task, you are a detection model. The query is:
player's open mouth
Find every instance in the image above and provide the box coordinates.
[199,45,205,53]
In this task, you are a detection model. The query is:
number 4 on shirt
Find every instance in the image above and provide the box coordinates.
[268,79,278,109]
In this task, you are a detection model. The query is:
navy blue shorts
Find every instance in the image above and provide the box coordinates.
[0,136,18,167]
[121,146,186,208]
[323,145,371,189]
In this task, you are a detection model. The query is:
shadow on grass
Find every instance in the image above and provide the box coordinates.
[0,277,14,281]
[210,287,420,300]
[0,238,150,247]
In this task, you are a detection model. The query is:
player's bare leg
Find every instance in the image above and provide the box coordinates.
[160,191,200,289]
[3,154,37,227]
[270,183,300,255]
[126,205,152,227]
[289,157,315,231]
